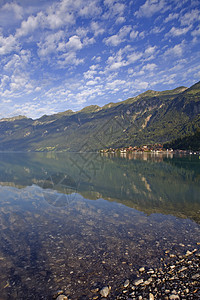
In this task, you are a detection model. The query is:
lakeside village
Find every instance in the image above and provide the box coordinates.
[100,144,200,155]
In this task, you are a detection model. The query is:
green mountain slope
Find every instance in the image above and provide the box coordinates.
[164,129,200,151]
[0,81,199,151]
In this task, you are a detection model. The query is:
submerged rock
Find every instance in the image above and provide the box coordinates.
[149,293,154,300]
[123,279,130,288]
[139,267,145,272]
[100,286,111,297]
[53,290,64,299]
[169,295,180,300]
[134,279,143,286]
[56,295,68,300]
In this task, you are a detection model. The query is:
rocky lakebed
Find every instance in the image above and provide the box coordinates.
[52,246,200,300]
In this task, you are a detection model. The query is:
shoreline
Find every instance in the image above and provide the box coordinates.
[52,246,200,299]
[100,150,200,157]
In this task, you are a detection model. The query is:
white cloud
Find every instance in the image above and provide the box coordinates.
[9,71,33,93]
[139,31,146,38]
[65,35,83,50]
[150,26,165,34]
[135,0,170,18]
[164,12,179,23]
[111,3,125,15]
[0,75,9,89]
[8,102,57,120]
[103,1,125,19]
[180,9,200,26]
[134,80,149,90]
[104,35,121,46]
[2,2,23,20]
[192,26,200,36]
[0,34,18,55]
[106,79,126,90]
[78,0,102,17]
[92,56,101,63]
[84,68,97,79]
[104,0,115,5]
[105,46,143,72]
[164,43,184,57]
[76,27,88,38]
[104,25,132,46]
[4,50,31,71]
[38,28,93,59]
[37,31,64,57]
[127,52,143,64]
[130,30,139,39]
[168,25,192,37]
[2,99,12,103]
[86,80,99,86]
[16,13,43,37]
[91,22,105,36]
[116,16,126,24]
[83,36,95,46]
[35,87,42,92]
[106,49,126,70]
[145,46,157,56]
[15,0,79,38]
[58,52,84,67]
[142,63,157,71]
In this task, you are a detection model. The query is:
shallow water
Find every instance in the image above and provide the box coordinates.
[0,152,199,299]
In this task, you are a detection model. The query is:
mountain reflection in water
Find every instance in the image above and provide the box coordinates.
[0,152,200,299]
[0,152,200,223]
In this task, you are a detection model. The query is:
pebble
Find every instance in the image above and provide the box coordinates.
[100,286,111,297]
[123,279,130,288]
[91,288,99,293]
[178,266,187,272]
[169,295,180,300]
[147,269,154,274]
[144,278,152,285]
[53,290,64,298]
[56,295,68,300]
[186,250,192,256]
[149,293,154,300]
[191,273,200,279]
[170,265,176,269]
[139,267,145,272]
[134,279,143,286]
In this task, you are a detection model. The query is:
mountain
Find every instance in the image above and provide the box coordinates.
[164,128,200,151]
[0,81,199,152]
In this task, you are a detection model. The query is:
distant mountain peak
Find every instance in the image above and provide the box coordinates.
[0,115,27,122]
[57,109,74,116]
[184,81,200,95]
[79,105,101,113]
[173,86,188,93]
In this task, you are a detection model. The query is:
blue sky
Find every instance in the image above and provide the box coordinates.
[0,0,200,119]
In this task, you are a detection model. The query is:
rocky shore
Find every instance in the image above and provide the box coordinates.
[53,247,200,300]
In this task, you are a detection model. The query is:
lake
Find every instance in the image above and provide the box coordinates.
[0,152,200,299]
